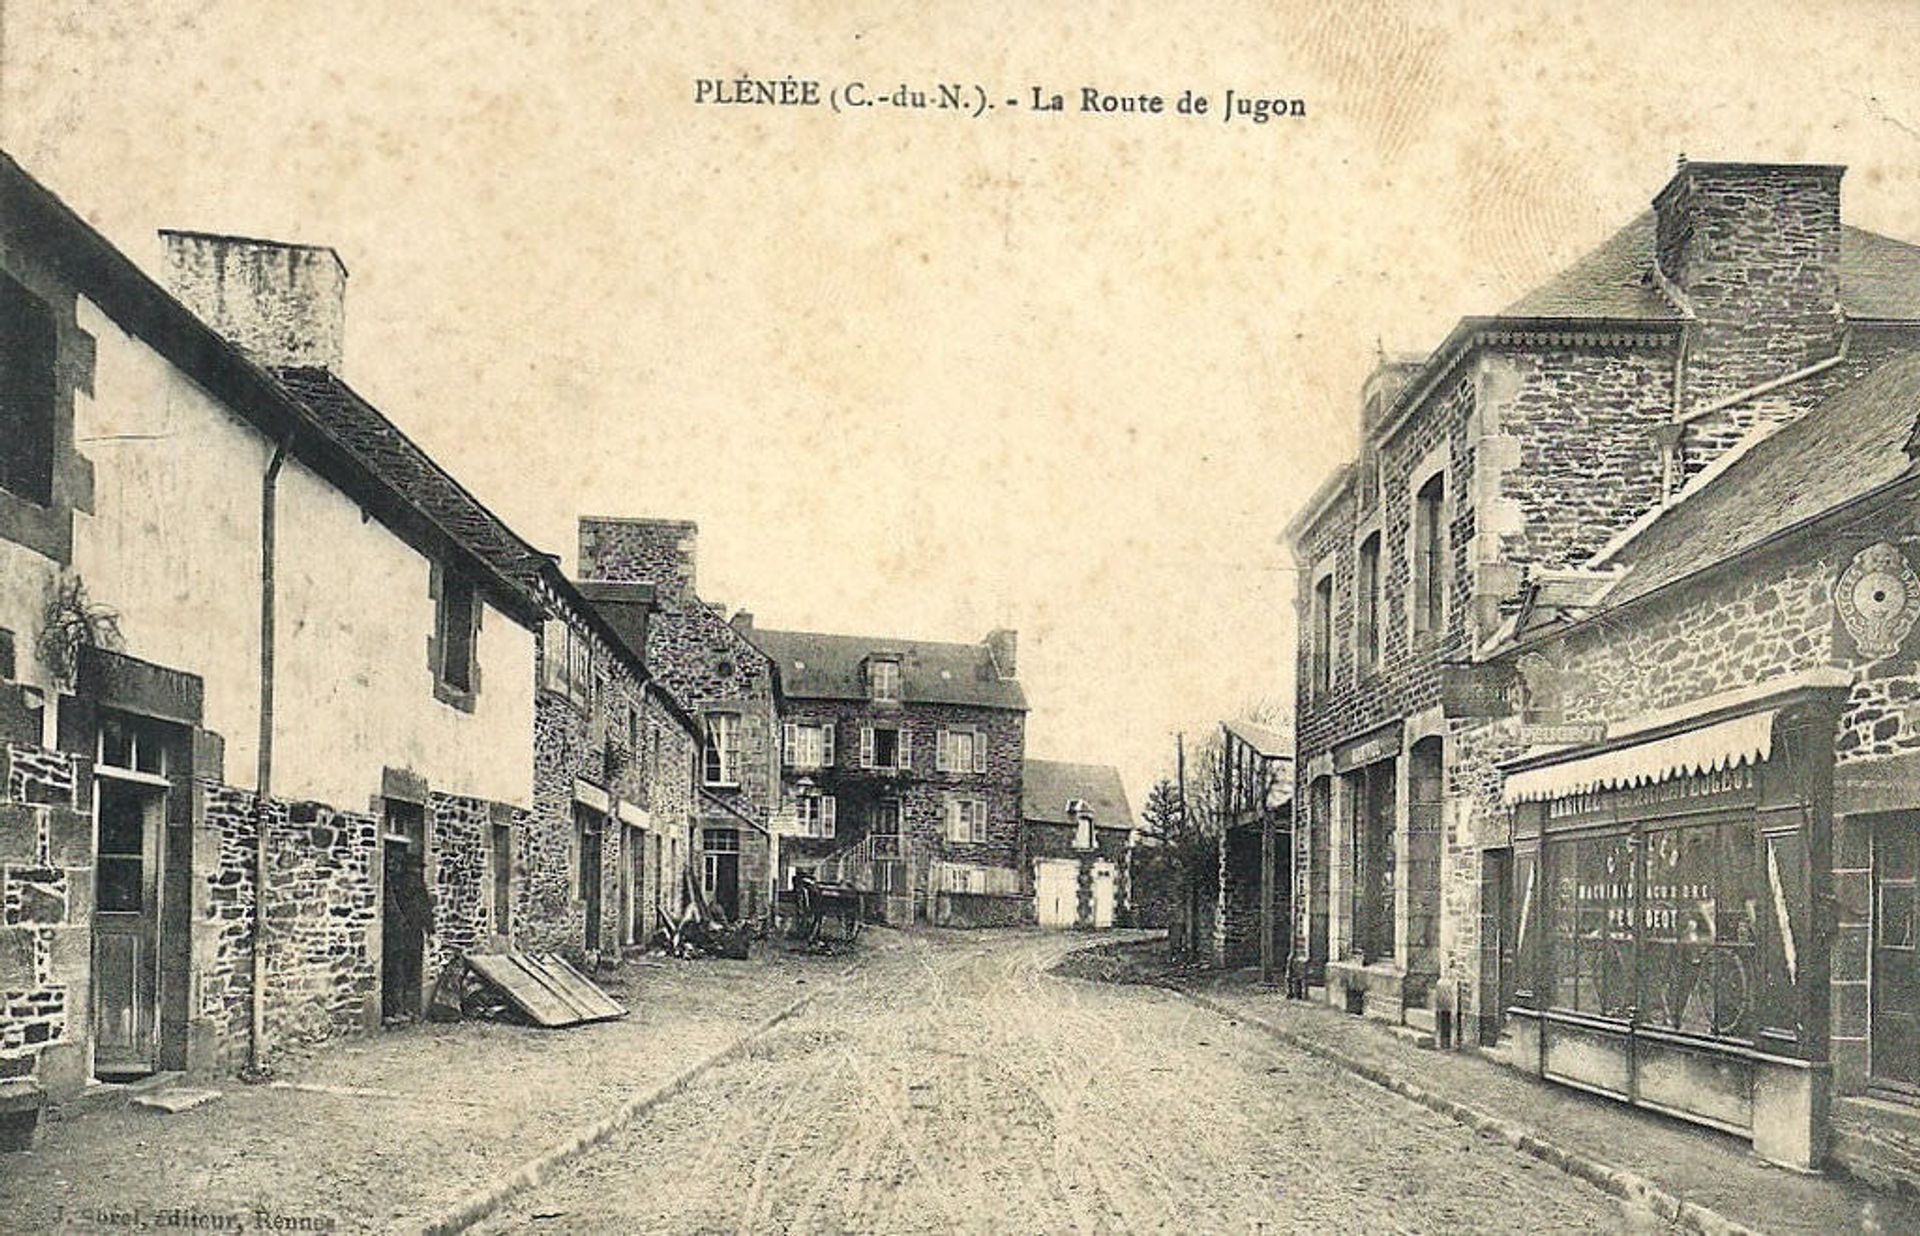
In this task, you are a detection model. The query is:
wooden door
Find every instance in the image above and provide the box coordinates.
[1091,862,1116,928]
[92,778,164,1077]
[1035,860,1075,928]
[1873,814,1920,1093]
[622,825,645,946]
[581,819,604,953]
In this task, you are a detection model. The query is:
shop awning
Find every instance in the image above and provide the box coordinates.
[1503,709,1777,805]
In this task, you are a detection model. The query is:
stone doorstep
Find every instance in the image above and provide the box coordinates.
[130,1086,223,1115]
[52,1070,184,1119]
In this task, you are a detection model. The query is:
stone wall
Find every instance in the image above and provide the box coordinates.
[0,744,85,1087]
[777,700,1025,886]
[1655,163,1844,411]
[261,800,378,1053]
[1022,820,1132,928]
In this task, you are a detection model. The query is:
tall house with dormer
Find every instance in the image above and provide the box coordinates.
[746,622,1026,926]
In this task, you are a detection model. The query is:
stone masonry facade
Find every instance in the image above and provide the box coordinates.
[777,699,1027,896]
[576,518,778,923]
[1289,160,1920,1037]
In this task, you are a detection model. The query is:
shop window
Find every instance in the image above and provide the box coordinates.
[1411,471,1446,637]
[0,272,57,508]
[1527,816,1765,1043]
[1356,532,1381,674]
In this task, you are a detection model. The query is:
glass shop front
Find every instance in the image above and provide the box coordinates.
[1499,694,1841,1168]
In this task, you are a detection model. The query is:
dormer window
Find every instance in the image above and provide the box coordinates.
[1069,799,1095,850]
[869,657,900,703]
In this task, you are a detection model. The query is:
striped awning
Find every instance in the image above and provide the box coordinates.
[1503,709,1777,805]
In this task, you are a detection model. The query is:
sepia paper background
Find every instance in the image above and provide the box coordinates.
[5,0,1920,804]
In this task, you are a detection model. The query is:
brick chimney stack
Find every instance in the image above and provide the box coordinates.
[1652,161,1845,406]
[160,230,347,371]
[578,517,700,610]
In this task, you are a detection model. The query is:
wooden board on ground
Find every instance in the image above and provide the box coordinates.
[465,951,627,1027]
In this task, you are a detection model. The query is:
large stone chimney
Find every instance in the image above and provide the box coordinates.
[578,517,700,610]
[1652,160,1845,406]
[160,230,347,371]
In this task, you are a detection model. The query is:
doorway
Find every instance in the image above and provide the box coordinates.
[1035,858,1076,928]
[1091,861,1117,928]
[702,827,740,921]
[91,776,167,1078]
[1873,813,1920,1094]
[380,801,428,1024]
[1349,759,1397,965]
[622,824,646,947]
[576,805,604,954]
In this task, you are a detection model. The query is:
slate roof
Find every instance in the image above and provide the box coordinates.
[273,367,551,603]
[748,628,1027,711]
[1222,718,1291,758]
[1499,211,1920,322]
[1606,352,1920,606]
[1022,759,1133,829]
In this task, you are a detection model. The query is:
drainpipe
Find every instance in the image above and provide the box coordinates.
[248,439,289,1079]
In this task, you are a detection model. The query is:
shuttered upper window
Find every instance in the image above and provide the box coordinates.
[0,272,57,508]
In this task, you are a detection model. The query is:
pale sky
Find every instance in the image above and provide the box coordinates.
[6,0,1920,810]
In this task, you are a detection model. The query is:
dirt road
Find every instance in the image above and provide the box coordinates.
[476,929,1652,1233]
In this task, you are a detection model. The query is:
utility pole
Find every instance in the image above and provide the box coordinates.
[1175,731,1188,958]
[1260,748,1277,988]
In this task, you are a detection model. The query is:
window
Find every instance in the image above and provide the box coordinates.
[1356,531,1382,674]
[437,571,480,695]
[542,618,592,708]
[946,864,985,894]
[797,794,837,839]
[703,712,741,785]
[945,798,988,844]
[869,657,900,702]
[1311,571,1333,695]
[0,272,57,508]
[97,711,169,777]
[1412,471,1446,637]
[782,721,836,770]
[702,827,741,853]
[861,724,910,771]
[938,728,986,774]
[1070,800,1095,850]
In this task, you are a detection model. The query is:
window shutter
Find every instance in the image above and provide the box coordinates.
[782,722,797,769]
[946,800,962,843]
[971,728,987,774]
[822,723,835,766]
[823,796,836,839]
[860,725,875,769]
[897,725,912,770]
[936,728,951,773]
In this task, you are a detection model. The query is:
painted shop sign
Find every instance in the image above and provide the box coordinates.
[1440,662,1518,719]
[1519,723,1608,747]
[1545,764,1759,825]
[1333,720,1403,773]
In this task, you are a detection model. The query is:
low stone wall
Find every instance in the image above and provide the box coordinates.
[933,890,1030,929]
